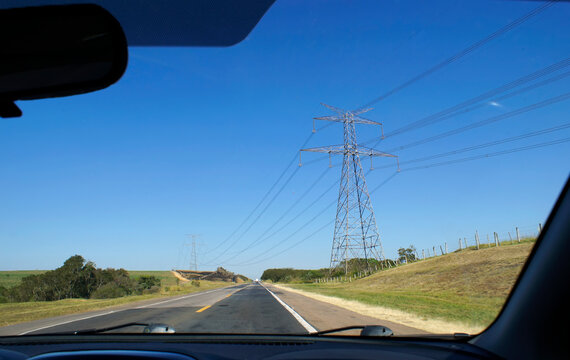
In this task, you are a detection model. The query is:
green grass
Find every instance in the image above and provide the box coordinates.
[0,270,178,289]
[128,271,180,287]
[0,271,46,288]
[0,280,231,327]
[288,241,535,328]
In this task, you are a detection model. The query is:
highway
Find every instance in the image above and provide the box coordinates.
[0,283,425,336]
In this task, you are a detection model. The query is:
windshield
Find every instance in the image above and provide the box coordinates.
[1,0,569,337]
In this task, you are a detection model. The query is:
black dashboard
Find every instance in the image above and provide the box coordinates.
[0,335,498,360]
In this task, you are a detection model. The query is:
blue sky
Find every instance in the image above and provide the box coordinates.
[1,0,569,278]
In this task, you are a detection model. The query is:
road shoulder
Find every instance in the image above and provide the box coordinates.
[266,284,429,336]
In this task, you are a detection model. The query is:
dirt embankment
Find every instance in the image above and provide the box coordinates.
[171,271,189,282]
[175,267,248,283]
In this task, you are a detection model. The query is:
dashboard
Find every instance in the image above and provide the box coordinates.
[0,335,499,360]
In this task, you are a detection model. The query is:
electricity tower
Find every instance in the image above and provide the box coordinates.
[299,103,399,274]
[185,234,200,271]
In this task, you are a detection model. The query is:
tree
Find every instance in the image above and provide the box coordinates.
[6,255,139,302]
[398,246,417,263]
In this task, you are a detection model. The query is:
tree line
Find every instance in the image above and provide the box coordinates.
[261,258,398,283]
[0,255,161,303]
[261,251,423,283]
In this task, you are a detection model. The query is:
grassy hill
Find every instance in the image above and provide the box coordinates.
[288,241,535,328]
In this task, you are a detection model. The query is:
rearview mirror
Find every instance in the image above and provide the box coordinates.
[0,4,128,118]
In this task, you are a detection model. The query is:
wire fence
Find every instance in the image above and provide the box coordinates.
[314,223,541,284]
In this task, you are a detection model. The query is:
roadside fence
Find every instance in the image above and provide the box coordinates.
[313,223,540,284]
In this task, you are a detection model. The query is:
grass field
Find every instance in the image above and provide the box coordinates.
[288,241,535,328]
[0,270,232,327]
[0,271,46,288]
[0,270,179,289]
[128,271,182,287]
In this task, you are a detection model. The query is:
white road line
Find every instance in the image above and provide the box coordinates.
[19,310,118,335]
[19,286,238,335]
[260,284,317,334]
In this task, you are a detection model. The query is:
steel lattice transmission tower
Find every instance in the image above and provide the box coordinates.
[299,103,399,274]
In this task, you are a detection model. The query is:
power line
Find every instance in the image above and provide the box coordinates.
[230,172,399,267]
[371,122,570,170]
[215,166,332,264]
[228,132,569,268]
[202,132,313,257]
[231,198,338,266]
[205,164,301,264]
[358,60,570,148]
[232,134,569,267]
[403,137,570,172]
[224,175,342,266]
[382,57,570,139]
[357,0,556,110]
[385,92,570,153]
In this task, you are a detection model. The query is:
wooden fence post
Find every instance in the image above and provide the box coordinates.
[516,227,520,242]
[422,249,425,259]
[445,242,448,254]
[433,246,437,256]
[475,230,480,250]
[459,238,462,250]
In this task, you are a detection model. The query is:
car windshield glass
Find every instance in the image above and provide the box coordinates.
[0,0,569,337]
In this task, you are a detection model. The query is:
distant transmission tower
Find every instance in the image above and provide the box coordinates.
[299,103,399,274]
[185,234,200,271]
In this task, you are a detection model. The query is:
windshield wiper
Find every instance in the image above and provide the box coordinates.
[44,322,176,335]
[311,325,393,337]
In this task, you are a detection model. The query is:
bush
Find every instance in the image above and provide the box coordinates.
[0,285,7,303]
[90,283,127,299]
[137,275,161,289]
[191,280,200,287]
[142,286,160,295]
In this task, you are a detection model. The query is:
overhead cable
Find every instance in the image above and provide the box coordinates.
[385,92,570,153]
[202,132,313,257]
[357,0,556,110]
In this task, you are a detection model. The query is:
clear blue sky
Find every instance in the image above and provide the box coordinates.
[1,0,569,279]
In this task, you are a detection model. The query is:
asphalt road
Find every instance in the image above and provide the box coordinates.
[0,284,308,336]
[0,283,425,336]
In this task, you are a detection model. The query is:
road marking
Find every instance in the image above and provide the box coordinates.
[196,305,211,313]
[18,286,239,335]
[134,288,225,309]
[19,310,118,335]
[225,294,232,298]
[260,283,317,334]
